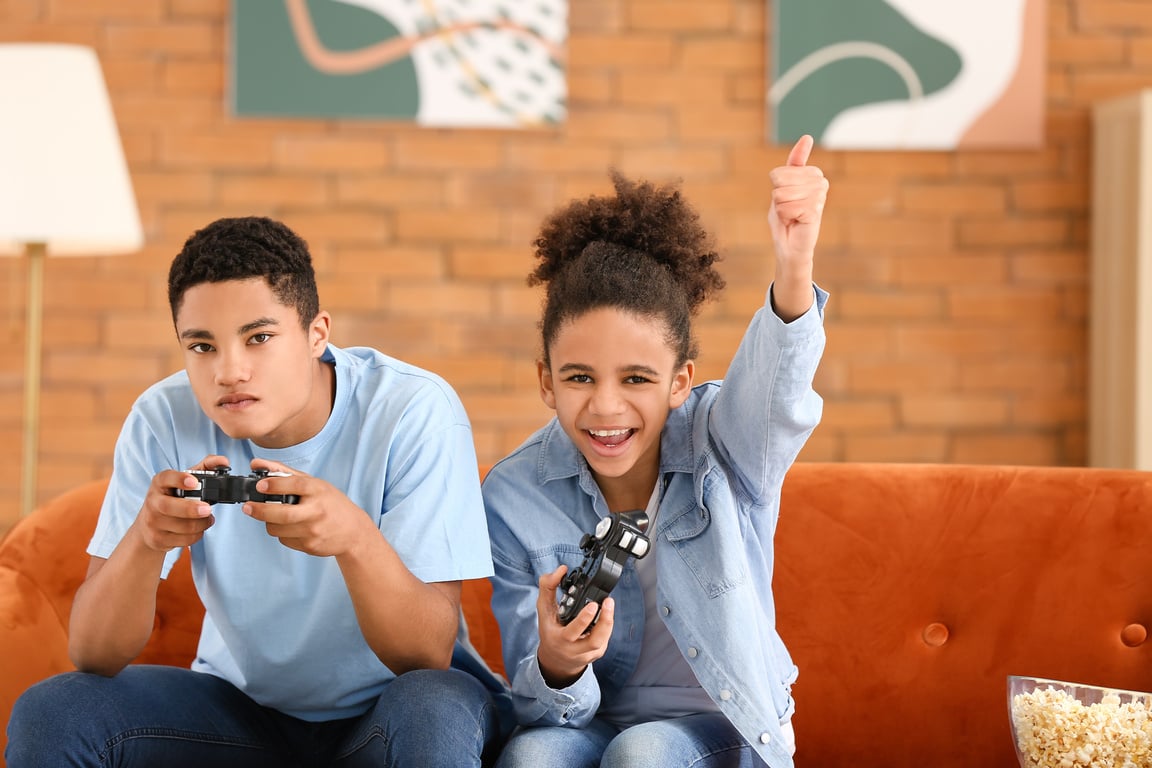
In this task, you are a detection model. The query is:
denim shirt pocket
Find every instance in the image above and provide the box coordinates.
[529,543,587,581]
[661,491,748,598]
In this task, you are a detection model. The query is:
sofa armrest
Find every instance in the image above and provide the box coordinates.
[0,565,72,744]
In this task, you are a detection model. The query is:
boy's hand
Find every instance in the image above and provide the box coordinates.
[135,454,228,552]
[534,565,614,689]
[243,458,373,557]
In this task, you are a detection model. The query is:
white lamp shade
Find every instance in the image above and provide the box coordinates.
[0,43,142,255]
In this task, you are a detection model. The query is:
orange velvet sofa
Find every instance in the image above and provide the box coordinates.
[4,463,1152,767]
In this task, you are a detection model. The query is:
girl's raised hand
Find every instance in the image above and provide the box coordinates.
[767,133,829,321]
[768,133,827,266]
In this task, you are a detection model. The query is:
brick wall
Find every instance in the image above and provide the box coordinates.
[0,0,1148,527]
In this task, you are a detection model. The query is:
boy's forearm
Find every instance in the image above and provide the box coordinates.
[68,530,167,675]
[337,530,459,673]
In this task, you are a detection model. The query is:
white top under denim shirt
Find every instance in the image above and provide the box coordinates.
[483,284,828,768]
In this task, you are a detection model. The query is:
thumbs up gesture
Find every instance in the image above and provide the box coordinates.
[768,134,828,321]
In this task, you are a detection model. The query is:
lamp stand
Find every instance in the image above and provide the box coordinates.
[20,242,45,518]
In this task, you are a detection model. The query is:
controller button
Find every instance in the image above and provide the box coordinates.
[620,531,634,549]
[594,517,612,539]
[633,539,650,558]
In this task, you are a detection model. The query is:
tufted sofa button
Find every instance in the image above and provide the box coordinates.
[1121,623,1148,647]
[922,622,949,647]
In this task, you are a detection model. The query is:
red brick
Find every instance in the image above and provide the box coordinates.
[449,245,530,280]
[162,59,224,97]
[950,434,1059,465]
[902,394,1010,428]
[395,209,501,243]
[568,35,676,70]
[569,0,624,32]
[383,280,494,318]
[105,22,221,56]
[946,287,1064,321]
[275,136,390,172]
[333,245,447,280]
[837,289,943,320]
[618,72,728,109]
[680,39,762,73]
[567,107,673,143]
[901,183,1009,214]
[627,1,733,32]
[1076,1,1152,32]
[567,71,617,104]
[844,433,950,463]
[219,175,330,207]
[848,360,959,393]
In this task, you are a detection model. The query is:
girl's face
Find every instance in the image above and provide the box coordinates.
[539,307,694,507]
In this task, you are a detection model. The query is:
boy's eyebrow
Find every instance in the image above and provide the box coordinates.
[238,317,280,335]
[179,317,280,341]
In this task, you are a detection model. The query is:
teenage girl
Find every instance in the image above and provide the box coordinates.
[483,135,828,768]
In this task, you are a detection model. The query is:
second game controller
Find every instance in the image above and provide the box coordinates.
[557,510,650,626]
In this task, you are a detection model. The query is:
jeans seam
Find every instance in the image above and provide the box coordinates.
[102,727,266,759]
[334,724,387,762]
[684,742,749,768]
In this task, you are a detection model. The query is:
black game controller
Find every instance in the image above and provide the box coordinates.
[557,510,650,626]
[172,466,300,505]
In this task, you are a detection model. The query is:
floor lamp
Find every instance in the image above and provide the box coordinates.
[0,44,143,518]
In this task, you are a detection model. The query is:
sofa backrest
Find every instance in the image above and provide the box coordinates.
[775,462,1152,767]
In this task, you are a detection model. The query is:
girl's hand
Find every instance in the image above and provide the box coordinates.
[534,565,615,689]
[768,134,827,264]
[768,134,829,321]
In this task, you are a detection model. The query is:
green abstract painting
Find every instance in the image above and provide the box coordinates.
[232,0,567,127]
[771,0,1044,149]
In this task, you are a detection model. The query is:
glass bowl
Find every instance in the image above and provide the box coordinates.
[1008,675,1152,767]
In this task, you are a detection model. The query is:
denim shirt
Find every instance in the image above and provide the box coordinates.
[483,285,827,768]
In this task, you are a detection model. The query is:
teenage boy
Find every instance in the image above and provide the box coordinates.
[6,216,508,767]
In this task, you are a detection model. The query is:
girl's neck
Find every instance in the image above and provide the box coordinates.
[594,462,659,514]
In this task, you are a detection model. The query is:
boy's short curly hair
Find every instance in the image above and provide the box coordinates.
[531,171,725,366]
[167,216,319,329]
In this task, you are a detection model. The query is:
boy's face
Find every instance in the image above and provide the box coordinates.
[539,307,693,505]
[175,278,331,449]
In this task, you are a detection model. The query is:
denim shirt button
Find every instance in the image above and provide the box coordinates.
[759,732,771,744]
[687,647,699,658]
[660,605,670,617]
[719,689,732,701]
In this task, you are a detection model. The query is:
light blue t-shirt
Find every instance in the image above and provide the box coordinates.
[90,344,496,721]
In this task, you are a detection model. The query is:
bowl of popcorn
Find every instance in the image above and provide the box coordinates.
[1008,675,1152,767]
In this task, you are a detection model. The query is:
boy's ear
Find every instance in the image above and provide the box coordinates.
[309,311,332,356]
[538,360,557,410]
[669,360,695,409]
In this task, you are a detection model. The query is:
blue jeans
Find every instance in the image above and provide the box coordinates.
[6,665,503,768]
[495,713,767,768]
